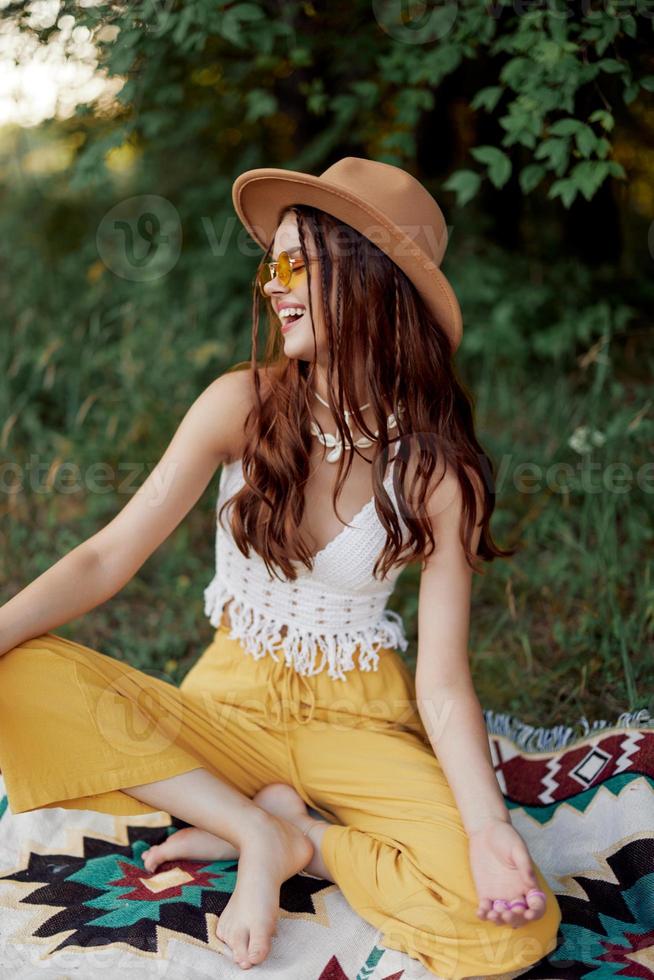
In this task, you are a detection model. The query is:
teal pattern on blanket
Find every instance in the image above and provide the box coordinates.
[0,816,330,954]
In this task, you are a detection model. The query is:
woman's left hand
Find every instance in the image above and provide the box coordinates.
[468,819,548,927]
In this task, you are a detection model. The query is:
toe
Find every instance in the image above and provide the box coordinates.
[525,891,547,921]
[248,930,271,964]
[477,897,493,920]
[232,928,251,966]
[503,896,529,927]
[489,901,511,925]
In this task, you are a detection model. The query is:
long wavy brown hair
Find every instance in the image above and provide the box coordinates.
[218,203,516,583]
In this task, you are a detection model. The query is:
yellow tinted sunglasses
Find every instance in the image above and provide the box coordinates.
[257,250,318,296]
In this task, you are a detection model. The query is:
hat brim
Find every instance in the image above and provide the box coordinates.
[232,167,463,353]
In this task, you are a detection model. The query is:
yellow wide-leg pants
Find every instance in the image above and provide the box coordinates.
[0,624,561,979]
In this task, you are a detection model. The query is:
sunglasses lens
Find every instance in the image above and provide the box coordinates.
[277,251,291,286]
[257,263,272,295]
[257,250,306,296]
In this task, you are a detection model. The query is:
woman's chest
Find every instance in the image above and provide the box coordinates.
[297,450,389,559]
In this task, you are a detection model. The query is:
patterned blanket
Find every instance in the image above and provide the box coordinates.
[1,708,652,980]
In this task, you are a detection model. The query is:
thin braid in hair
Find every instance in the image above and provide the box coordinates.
[392,265,403,407]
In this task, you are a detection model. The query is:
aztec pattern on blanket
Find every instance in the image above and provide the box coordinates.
[0,708,652,980]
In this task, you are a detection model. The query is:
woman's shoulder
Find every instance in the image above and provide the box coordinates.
[214,362,278,464]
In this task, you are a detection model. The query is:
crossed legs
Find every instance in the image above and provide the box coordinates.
[123,769,312,970]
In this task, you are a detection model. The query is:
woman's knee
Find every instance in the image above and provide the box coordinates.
[371,855,561,980]
[461,889,561,979]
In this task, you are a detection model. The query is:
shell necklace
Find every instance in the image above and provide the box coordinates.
[310,389,405,463]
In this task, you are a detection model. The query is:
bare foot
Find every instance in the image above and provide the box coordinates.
[216,807,313,969]
[251,783,332,880]
[141,783,331,879]
[141,826,236,874]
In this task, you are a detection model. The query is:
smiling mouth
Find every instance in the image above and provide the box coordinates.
[280,308,305,330]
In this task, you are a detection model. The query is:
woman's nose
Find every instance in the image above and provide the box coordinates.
[264,278,289,299]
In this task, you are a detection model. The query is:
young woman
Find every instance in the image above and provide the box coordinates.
[0,157,561,978]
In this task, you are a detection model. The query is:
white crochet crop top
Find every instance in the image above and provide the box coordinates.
[203,454,411,680]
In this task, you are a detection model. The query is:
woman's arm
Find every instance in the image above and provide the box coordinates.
[0,369,255,656]
[415,465,548,928]
[414,463,510,835]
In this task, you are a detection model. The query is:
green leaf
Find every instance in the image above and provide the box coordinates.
[395,87,434,115]
[597,58,627,74]
[534,137,569,176]
[548,118,581,137]
[499,57,531,89]
[118,28,142,48]
[595,137,611,159]
[171,7,194,46]
[519,164,546,193]
[641,76,654,92]
[536,39,565,67]
[227,3,266,21]
[498,103,541,150]
[471,86,503,112]
[589,109,614,131]
[108,45,138,75]
[307,92,328,115]
[575,124,598,157]
[607,160,627,179]
[351,80,379,101]
[380,130,415,158]
[489,155,513,188]
[470,145,502,166]
[442,169,482,207]
[219,4,264,47]
[595,18,621,55]
[622,14,637,37]
[548,178,578,208]
[141,111,168,138]
[624,82,640,104]
[245,89,278,123]
[219,12,244,46]
[413,43,461,83]
[289,47,312,67]
[571,160,611,200]
[470,145,512,187]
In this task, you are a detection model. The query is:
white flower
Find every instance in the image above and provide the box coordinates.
[568,425,606,455]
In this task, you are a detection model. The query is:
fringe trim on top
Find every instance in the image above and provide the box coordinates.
[203,576,409,681]
[483,707,654,752]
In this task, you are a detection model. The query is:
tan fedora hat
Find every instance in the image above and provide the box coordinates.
[231,156,463,353]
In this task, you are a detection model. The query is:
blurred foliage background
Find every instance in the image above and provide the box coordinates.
[1,0,652,727]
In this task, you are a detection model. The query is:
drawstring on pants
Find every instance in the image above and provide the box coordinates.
[265,657,335,824]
